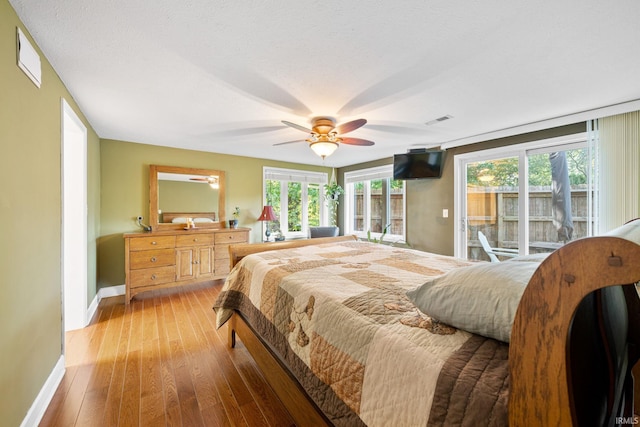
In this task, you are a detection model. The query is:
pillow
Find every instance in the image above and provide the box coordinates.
[171,217,188,223]
[193,217,214,223]
[406,260,542,342]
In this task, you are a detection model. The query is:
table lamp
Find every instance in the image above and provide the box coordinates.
[257,205,277,242]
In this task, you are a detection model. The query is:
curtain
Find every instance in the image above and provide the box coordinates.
[594,111,640,233]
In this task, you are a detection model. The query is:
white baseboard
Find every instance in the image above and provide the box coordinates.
[22,286,126,426]
[20,356,65,427]
[86,284,125,324]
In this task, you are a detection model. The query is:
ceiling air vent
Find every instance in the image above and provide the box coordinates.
[425,115,453,126]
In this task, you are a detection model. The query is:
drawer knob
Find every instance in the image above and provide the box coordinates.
[151,241,157,245]
[194,238,198,242]
[151,257,157,262]
[151,274,157,280]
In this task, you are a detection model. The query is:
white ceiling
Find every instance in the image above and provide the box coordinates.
[10,0,640,167]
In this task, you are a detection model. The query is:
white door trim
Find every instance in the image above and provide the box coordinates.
[61,99,88,332]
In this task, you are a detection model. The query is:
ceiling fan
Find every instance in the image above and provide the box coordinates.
[277,116,375,159]
[189,175,219,188]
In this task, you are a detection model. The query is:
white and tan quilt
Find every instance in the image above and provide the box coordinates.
[213,240,510,426]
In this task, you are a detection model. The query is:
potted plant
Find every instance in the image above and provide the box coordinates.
[324,181,344,226]
[229,206,240,229]
[324,182,344,202]
[366,224,391,244]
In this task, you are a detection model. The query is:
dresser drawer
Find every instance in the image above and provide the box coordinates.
[215,244,231,260]
[129,235,176,251]
[215,258,231,276]
[176,233,214,247]
[215,231,248,245]
[129,249,175,270]
[129,266,176,288]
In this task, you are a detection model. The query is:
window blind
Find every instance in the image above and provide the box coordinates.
[596,111,640,233]
[344,165,393,184]
[264,167,327,184]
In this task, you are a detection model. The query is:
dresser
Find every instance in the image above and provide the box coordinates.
[124,227,249,303]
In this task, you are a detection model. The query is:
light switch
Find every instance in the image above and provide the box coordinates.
[442,209,449,218]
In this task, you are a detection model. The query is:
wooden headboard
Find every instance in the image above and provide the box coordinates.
[228,235,358,270]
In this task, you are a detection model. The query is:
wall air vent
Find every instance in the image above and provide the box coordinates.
[16,27,41,88]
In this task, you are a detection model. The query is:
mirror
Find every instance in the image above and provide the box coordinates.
[149,165,226,231]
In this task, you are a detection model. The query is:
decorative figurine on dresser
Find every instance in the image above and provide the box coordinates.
[123,165,249,304]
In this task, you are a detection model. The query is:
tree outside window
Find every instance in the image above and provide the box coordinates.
[264,167,328,238]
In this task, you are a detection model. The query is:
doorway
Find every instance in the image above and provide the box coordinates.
[61,99,87,332]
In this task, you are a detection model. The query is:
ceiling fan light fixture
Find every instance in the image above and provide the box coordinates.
[477,169,494,182]
[309,140,339,159]
[281,116,372,159]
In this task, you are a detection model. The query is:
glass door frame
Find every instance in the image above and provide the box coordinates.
[454,133,588,259]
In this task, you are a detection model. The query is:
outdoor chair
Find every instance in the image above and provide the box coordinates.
[309,226,339,238]
[478,231,519,262]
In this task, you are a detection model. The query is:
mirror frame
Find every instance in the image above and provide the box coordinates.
[149,164,226,231]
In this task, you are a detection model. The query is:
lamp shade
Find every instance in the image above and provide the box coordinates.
[309,141,338,159]
[257,205,277,221]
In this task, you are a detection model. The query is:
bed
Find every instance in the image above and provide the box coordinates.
[213,221,640,426]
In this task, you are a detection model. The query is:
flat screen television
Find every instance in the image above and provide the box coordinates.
[393,150,445,180]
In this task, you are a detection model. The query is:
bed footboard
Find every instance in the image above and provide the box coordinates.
[509,219,640,426]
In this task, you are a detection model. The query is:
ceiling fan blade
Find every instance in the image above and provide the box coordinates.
[341,137,375,146]
[366,124,431,136]
[273,139,305,146]
[208,125,285,138]
[336,118,367,134]
[189,177,208,181]
[281,120,312,133]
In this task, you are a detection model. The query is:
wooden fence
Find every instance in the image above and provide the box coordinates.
[353,191,404,235]
[468,186,594,261]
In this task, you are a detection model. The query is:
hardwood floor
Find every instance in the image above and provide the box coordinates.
[40,281,296,427]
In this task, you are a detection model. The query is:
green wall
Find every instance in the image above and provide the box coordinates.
[98,139,331,289]
[0,1,101,425]
[338,122,586,256]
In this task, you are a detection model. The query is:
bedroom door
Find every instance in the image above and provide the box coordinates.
[62,99,88,332]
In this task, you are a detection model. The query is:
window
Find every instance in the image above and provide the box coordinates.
[344,165,406,242]
[455,133,597,261]
[263,167,328,238]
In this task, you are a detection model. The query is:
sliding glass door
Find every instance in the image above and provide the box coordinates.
[464,156,521,261]
[455,135,593,261]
